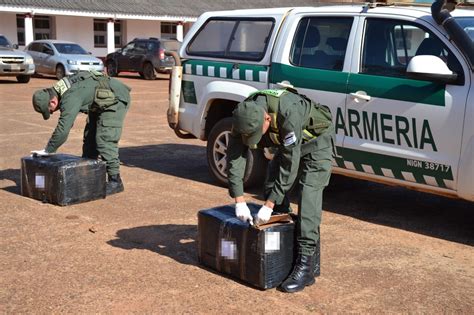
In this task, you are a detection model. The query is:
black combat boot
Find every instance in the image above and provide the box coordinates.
[313,238,321,277]
[279,254,315,293]
[106,174,124,195]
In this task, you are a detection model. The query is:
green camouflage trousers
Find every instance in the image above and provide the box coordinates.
[82,101,128,176]
[264,134,333,256]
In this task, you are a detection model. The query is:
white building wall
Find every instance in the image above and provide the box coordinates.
[125,20,161,43]
[0,12,193,56]
[55,15,109,57]
[0,13,19,45]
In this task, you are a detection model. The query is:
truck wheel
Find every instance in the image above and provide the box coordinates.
[107,61,118,77]
[55,64,65,79]
[206,117,267,188]
[143,62,156,80]
[16,75,30,83]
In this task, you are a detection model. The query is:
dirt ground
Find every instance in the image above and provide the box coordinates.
[0,74,473,313]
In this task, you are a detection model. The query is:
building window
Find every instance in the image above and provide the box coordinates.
[34,16,52,40]
[94,19,122,48]
[161,22,177,39]
[16,15,24,45]
[16,14,53,45]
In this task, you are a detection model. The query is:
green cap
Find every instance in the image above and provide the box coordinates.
[232,101,265,149]
[32,89,52,120]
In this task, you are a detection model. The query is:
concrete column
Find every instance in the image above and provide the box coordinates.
[24,13,34,46]
[177,21,184,42]
[107,18,115,54]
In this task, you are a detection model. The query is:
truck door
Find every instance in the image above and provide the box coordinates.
[117,41,135,71]
[269,15,358,166]
[344,17,469,191]
[35,43,48,73]
[129,40,147,71]
[41,43,56,74]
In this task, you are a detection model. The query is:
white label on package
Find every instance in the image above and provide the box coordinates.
[265,231,280,253]
[35,174,45,189]
[220,239,237,260]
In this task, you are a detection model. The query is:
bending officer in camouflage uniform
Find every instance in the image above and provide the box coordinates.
[227,82,334,293]
[31,70,131,195]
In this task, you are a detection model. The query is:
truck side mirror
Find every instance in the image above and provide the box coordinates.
[13,44,19,49]
[406,55,460,85]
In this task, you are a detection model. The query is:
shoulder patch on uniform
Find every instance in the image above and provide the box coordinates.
[53,78,71,96]
[283,131,297,146]
[249,89,286,98]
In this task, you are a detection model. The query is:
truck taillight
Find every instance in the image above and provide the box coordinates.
[159,48,165,60]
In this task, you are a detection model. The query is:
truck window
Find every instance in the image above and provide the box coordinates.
[455,17,474,41]
[29,42,41,52]
[187,18,274,61]
[134,41,148,54]
[41,43,54,55]
[0,35,11,47]
[122,41,136,54]
[361,19,463,79]
[290,17,353,71]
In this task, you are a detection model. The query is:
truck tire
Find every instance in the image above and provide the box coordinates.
[107,61,119,77]
[143,62,156,80]
[206,117,267,188]
[16,75,30,83]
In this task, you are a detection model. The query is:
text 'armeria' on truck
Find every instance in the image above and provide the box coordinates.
[166,0,474,202]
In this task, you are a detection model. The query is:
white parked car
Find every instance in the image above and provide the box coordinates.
[25,40,104,79]
[167,0,474,202]
[0,34,34,83]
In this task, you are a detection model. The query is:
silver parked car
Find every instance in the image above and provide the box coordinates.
[0,34,35,83]
[25,40,104,79]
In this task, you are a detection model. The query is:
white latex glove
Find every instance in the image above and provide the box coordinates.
[255,205,273,226]
[235,202,254,225]
[31,149,52,157]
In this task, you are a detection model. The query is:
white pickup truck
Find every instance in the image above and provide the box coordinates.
[167,0,474,202]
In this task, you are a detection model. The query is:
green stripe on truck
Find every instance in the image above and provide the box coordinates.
[182,60,268,82]
[335,146,453,188]
[270,63,446,106]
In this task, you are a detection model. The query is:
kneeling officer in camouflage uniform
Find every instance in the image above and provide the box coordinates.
[227,82,334,293]
[31,70,131,195]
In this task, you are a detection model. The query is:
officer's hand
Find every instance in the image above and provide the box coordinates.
[255,205,273,226]
[235,202,254,226]
[30,149,52,157]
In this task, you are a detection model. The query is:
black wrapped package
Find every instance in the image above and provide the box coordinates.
[198,204,295,290]
[21,154,106,206]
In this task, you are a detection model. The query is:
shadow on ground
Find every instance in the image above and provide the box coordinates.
[120,144,473,245]
[107,224,267,289]
[0,79,25,84]
[0,168,21,195]
[323,174,474,246]
[107,224,198,265]
[31,74,57,81]
[114,74,170,81]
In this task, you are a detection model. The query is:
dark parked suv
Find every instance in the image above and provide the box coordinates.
[105,37,179,80]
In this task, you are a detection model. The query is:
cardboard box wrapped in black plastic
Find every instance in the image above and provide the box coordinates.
[198,204,295,289]
[21,154,106,206]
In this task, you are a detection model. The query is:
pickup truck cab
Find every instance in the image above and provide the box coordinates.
[167,0,474,202]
